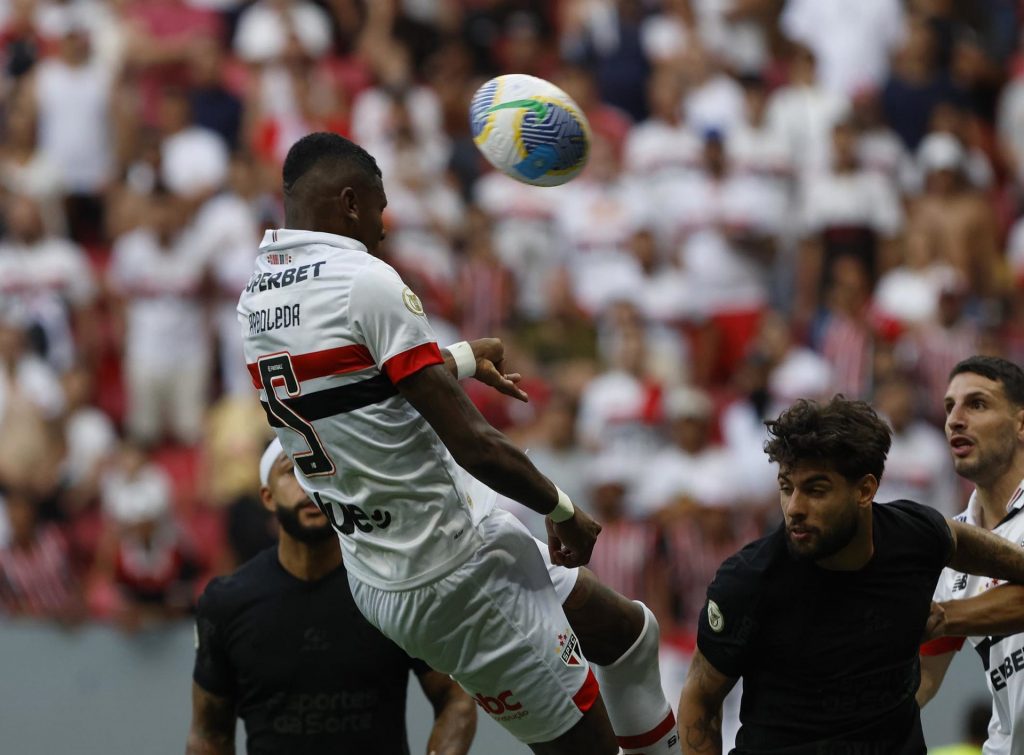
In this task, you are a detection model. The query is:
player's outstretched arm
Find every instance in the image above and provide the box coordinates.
[186,682,236,755]
[677,649,737,755]
[442,338,529,402]
[946,519,1024,584]
[937,583,1024,637]
[396,364,601,566]
[417,670,477,755]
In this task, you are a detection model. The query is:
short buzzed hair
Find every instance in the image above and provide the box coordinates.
[282,132,382,195]
[950,356,1024,407]
[764,396,892,483]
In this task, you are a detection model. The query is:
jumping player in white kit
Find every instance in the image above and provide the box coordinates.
[237,132,680,754]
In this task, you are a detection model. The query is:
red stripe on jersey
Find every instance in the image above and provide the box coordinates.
[920,636,965,656]
[572,668,600,713]
[617,709,677,749]
[248,344,376,389]
[382,342,444,385]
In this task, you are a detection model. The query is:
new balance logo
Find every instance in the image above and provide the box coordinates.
[952,573,969,592]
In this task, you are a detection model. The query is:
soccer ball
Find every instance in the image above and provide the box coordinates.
[469,74,591,187]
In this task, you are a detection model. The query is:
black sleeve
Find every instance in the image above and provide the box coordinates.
[192,580,236,698]
[886,499,954,572]
[695,548,761,679]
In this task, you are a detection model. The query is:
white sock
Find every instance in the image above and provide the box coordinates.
[592,602,680,754]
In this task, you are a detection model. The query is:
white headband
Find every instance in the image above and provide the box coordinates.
[259,437,284,488]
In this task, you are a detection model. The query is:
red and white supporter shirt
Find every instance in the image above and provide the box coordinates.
[238,230,483,590]
[922,481,1024,755]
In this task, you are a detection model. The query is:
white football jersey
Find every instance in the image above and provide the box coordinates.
[925,481,1024,755]
[237,229,483,590]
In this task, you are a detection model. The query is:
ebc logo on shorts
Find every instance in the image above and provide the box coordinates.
[474,690,528,721]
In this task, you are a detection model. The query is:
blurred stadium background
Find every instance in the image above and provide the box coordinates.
[0,0,1016,751]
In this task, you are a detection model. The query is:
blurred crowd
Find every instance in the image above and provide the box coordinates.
[0,0,1019,660]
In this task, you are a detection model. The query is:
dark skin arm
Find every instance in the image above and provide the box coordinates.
[417,670,477,755]
[928,583,1024,638]
[186,682,236,755]
[947,519,1024,584]
[441,337,528,402]
[396,364,602,567]
[677,649,738,755]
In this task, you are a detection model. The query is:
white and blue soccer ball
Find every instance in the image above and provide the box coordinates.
[469,74,591,187]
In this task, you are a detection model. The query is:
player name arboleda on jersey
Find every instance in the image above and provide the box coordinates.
[248,304,301,335]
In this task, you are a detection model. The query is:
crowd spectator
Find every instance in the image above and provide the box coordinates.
[780,0,906,98]
[795,117,903,324]
[92,441,201,629]
[0,490,83,621]
[633,386,742,519]
[873,374,958,515]
[108,190,209,447]
[906,130,1001,297]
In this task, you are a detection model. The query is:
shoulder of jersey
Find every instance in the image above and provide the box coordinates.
[719,530,781,583]
[201,548,278,607]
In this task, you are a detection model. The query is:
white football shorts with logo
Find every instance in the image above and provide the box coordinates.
[348,508,593,744]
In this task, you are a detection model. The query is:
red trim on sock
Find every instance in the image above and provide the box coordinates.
[572,669,600,713]
[617,709,677,749]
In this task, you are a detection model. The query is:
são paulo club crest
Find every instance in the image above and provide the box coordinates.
[557,629,583,667]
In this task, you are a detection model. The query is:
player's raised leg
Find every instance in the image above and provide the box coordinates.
[563,568,680,754]
[525,515,679,754]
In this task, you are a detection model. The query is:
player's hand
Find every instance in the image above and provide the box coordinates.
[546,506,601,568]
[923,600,947,641]
[469,337,528,402]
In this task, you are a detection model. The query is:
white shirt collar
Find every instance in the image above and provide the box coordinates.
[259,229,368,254]
[964,478,1024,525]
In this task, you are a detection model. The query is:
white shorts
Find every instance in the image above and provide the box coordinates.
[349,509,594,744]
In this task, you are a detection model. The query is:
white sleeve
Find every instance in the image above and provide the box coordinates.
[348,262,444,384]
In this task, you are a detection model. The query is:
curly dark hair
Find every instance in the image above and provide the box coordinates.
[949,355,1024,407]
[764,396,892,483]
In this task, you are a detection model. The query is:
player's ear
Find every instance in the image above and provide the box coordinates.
[339,186,358,222]
[856,474,878,507]
[259,485,276,513]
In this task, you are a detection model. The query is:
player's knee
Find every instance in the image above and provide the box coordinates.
[636,601,661,643]
[564,570,646,664]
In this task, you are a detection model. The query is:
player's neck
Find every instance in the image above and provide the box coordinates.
[972,461,1024,530]
[277,536,342,581]
[283,209,349,240]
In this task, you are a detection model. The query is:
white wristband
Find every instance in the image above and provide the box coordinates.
[547,487,575,523]
[447,341,477,380]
